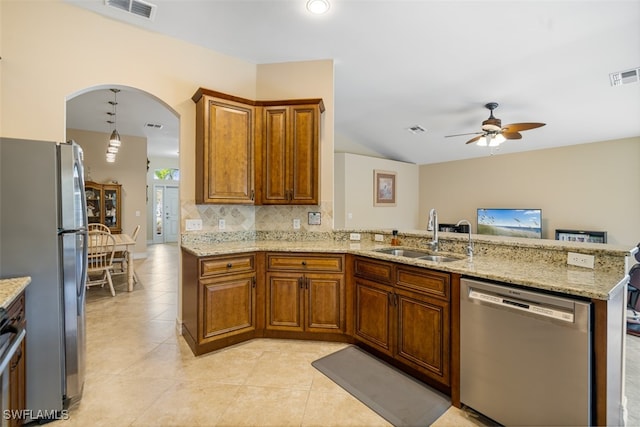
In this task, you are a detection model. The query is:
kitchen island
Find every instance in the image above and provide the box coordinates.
[181,230,632,426]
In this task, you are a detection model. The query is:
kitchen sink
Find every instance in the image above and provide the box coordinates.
[373,248,463,262]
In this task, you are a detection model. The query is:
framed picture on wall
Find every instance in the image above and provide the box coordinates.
[374,170,396,206]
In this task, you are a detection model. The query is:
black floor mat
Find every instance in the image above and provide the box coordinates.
[312,345,451,426]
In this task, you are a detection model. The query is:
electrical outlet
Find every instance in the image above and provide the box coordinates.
[567,252,595,269]
[293,219,301,229]
[350,233,361,241]
[185,219,202,231]
[218,219,226,230]
[374,234,384,242]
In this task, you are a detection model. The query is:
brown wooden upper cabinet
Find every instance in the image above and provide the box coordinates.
[260,104,321,205]
[193,88,324,205]
[194,91,255,204]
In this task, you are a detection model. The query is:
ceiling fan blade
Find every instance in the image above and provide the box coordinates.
[502,122,546,132]
[465,135,484,144]
[445,131,483,138]
[502,132,522,140]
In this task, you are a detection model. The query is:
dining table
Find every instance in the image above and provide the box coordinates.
[111,233,136,292]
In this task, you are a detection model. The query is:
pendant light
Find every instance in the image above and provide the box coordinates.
[108,89,121,147]
[106,88,121,162]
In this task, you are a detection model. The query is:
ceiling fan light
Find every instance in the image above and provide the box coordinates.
[489,134,506,147]
[477,135,489,147]
[306,0,330,14]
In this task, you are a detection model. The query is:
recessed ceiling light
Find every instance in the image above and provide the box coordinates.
[306,0,330,15]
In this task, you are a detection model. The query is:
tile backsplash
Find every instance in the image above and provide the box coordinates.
[181,201,333,234]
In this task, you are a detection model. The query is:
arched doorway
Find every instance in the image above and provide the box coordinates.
[66,84,180,254]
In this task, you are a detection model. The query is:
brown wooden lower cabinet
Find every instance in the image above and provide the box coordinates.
[181,250,258,355]
[201,273,256,341]
[182,249,619,423]
[353,257,452,388]
[265,253,345,334]
[354,277,394,356]
[7,292,26,427]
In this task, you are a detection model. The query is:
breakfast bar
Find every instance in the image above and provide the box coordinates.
[181,229,632,426]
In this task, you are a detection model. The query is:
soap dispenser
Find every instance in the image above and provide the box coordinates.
[391,230,400,246]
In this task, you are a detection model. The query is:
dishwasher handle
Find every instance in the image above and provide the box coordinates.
[468,288,575,322]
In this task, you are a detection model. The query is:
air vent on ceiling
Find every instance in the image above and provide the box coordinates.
[609,67,640,86]
[145,122,164,129]
[407,125,426,134]
[105,0,157,20]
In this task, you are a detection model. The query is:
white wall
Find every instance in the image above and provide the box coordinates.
[334,153,419,229]
[67,128,148,255]
[418,137,640,247]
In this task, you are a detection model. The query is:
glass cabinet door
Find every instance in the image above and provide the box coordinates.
[102,184,122,233]
[85,183,102,224]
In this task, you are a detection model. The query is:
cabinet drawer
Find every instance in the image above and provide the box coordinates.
[200,254,255,277]
[396,266,450,300]
[267,253,343,272]
[354,257,393,285]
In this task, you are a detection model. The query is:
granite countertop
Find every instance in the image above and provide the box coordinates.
[0,276,30,309]
[181,240,627,301]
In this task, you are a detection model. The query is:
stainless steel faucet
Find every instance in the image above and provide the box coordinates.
[456,219,474,260]
[427,208,438,251]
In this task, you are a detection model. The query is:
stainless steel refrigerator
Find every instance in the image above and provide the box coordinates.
[0,138,87,422]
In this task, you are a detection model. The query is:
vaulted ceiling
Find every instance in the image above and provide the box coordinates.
[65,0,640,164]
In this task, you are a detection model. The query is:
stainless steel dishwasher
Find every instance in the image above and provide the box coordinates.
[460,277,592,426]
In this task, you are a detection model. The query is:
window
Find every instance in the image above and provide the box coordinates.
[154,168,179,180]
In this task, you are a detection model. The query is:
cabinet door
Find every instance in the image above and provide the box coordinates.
[395,289,450,385]
[354,277,394,356]
[102,184,121,233]
[196,96,254,204]
[85,182,102,225]
[262,107,288,203]
[265,272,304,331]
[288,105,319,204]
[304,273,344,333]
[261,104,319,205]
[200,272,256,342]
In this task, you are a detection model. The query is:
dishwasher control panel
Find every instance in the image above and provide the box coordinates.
[469,288,575,322]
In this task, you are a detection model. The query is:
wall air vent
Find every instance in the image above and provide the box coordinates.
[407,125,426,134]
[105,0,157,20]
[609,67,640,86]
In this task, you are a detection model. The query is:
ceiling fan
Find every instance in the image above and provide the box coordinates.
[445,102,545,146]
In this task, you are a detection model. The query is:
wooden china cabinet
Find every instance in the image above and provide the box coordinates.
[85,181,122,233]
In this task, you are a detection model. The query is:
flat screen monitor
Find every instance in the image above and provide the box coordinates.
[477,208,542,239]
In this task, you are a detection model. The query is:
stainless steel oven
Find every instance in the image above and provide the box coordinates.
[0,308,26,427]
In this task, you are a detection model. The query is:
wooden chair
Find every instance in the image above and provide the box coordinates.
[113,225,140,283]
[88,223,111,233]
[86,231,117,296]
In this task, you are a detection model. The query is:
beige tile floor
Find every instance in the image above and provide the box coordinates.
[55,243,639,427]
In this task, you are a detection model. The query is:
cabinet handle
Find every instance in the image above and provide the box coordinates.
[252,277,256,288]
[298,277,303,289]
[305,277,309,290]
[10,347,22,370]
[301,261,307,266]
[226,263,233,268]
[251,189,255,201]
